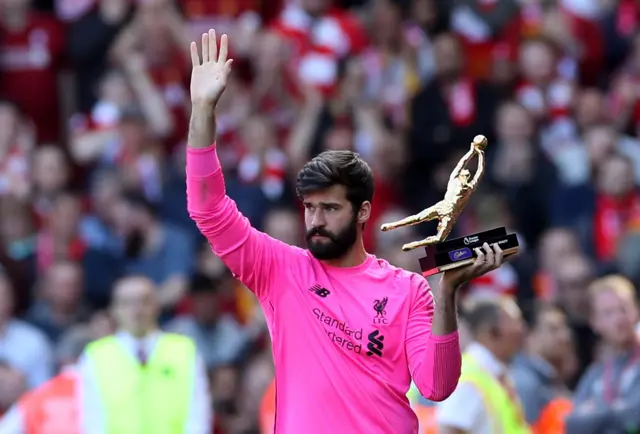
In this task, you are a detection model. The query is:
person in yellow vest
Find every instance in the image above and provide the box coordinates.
[77,275,212,434]
[0,327,93,434]
[436,295,530,434]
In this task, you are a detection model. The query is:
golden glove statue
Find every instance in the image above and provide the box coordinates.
[381,135,488,251]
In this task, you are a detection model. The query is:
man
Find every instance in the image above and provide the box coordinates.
[565,275,640,434]
[77,276,211,433]
[0,328,92,434]
[511,304,573,430]
[436,295,529,434]
[0,274,53,389]
[166,273,251,369]
[186,30,508,433]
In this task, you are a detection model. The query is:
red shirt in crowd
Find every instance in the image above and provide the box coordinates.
[0,13,66,143]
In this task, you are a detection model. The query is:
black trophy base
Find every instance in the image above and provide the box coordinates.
[418,227,519,277]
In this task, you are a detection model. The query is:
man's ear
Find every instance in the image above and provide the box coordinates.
[358,201,372,224]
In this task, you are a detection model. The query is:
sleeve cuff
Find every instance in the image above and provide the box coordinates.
[186,143,221,177]
[429,331,459,343]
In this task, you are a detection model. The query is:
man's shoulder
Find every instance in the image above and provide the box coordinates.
[7,320,51,348]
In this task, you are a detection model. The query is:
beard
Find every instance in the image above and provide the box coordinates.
[306,215,358,260]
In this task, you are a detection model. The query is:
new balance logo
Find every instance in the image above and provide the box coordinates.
[366,330,384,357]
[308,284,331,298]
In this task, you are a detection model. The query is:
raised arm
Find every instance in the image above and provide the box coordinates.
[407,243,507,401]
[186,30,298,300]
[468,150,484,190]
[448,146,476,182]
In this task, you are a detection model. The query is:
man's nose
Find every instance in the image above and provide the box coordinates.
[311,209,326,227]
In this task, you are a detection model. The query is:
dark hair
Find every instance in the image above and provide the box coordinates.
[296,150,374,211]
[121,190,157,216]
[524,301,563,330]
[461,297,505,336]
[189,272,220,295]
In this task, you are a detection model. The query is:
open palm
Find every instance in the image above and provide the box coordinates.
[190,29,233,107]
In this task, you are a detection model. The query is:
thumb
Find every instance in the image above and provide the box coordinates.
[224,59,233,75]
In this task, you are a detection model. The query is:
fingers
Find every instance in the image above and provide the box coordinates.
[473,243,502,274]
[219,33,228,64]
[224,59,233,74]
[201,32,209,63]
[473,247,485,267]
[483,242,495,267]
[190,42,200,67]
[494,242,503,265]
[209,29,217,62]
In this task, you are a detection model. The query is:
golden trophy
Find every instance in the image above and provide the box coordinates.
[381,135,519,277]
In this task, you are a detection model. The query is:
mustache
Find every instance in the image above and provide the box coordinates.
[305,227,336,241]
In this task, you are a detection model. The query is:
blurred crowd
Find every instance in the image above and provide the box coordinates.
[2,0,640,432]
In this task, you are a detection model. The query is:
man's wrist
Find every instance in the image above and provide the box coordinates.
[191,100,216,114]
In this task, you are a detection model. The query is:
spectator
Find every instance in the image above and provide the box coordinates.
[436,295,528,434]
[166,273,252,370]
[0,363,27,419]
[511,303,573,427]
[77,275,211,433]
[25,260,88,344]
[0,327,91,434]
[0,0,66,143]
[115,190,194,309]
[0,274,53,389]
[566,275,640,434]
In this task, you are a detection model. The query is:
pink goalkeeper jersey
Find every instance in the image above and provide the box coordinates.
[186,144,462,434]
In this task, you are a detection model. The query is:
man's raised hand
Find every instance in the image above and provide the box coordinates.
[190,29,233,108]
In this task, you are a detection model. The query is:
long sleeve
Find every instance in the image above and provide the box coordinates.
[184,352,213,434]
[186,144,300,300]
[77,353,106,434]
[404,277,461,402]
[0,405,24,434]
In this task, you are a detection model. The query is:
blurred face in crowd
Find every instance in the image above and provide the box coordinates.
[519,40,555,84]
[303,184,362,260]
[98,71,133,107]
[496,102,534,143]
[574,89,606,129]
[371,0,402,46]
[0,0,30,18]
[264,209,303,246]
[300,0,328,16]
[0,277,13,323]
[91,171,122,223]
[491,299,526,362]
[0,199,33,244]
[591,287,638,348]
[191,285,223,325]
[32,146,69,194]
[538,228,581,275]
[49,194,82,239]
[137,0,174,62]
[198,246,227,278]
[45,261,82,311]
[0,102,19,153]
[596,155,635,198]
[554,255,593,322]
[112,277,159,336]
[119,118,149,152]
[241,116,275,154]
[0,363,26,411]
[324,127,354,152]
[584,126,617,166]
[433,33,462,79]
[529,307,572,366]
